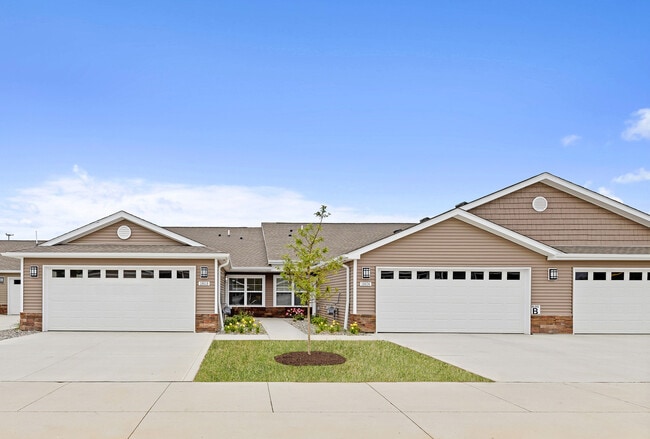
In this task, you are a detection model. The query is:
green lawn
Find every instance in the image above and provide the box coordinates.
[194,340,491,382]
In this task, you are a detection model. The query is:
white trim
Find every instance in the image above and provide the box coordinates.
[460,172,650,228]
[4,252,228,260]
[344,209,560,260]
[225,274,266,307]
[352,259,358,314]
[42,211,206,247]
[549,253,650,261]
[0,269,20,273]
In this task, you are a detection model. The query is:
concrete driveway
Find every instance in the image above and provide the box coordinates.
[0,332,213,381]
[379,333,650,382]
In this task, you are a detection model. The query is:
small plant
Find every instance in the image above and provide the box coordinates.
[223,312,262,334]
[311,315,327,326]
[328,319,341,333]
[285,307,306,321]
[349,322,360,335]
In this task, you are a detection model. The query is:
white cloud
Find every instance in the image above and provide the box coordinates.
[622,108,650,141]
[597,187,623,203]
[1,166,414,240]
[613,168,650,184]
[561,134,581,146]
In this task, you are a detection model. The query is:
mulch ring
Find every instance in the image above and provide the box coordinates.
[275,351,346,366]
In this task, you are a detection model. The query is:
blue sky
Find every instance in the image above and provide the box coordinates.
[1,1,649,239]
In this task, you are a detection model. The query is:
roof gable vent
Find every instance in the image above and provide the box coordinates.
[532,196,548,212]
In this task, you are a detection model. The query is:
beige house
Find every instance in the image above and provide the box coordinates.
[3,172,650,334]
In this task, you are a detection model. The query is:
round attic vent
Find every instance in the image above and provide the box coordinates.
[117,225,132,240]
[532,196,548,212]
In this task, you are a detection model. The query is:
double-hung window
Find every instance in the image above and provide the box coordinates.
[228,276,264,306]
[274,276,303,306]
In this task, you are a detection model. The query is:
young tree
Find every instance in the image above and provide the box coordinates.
[281,205,343,354]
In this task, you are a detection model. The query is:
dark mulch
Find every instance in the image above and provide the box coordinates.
[274,351,347,366]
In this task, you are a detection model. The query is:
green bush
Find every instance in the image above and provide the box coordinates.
[224,312,261,334]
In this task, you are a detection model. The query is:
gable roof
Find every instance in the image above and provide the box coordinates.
[262,222,415,262]
[460,172,650,228]
[43,211,206,247]
[343,209,562,260]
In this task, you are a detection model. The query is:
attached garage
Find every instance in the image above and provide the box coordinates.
[573,268,650,334]
[43,265,196,331]
[376,267,531,333]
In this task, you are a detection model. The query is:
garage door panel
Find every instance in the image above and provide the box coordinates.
[574,269,650,334]
[44,266,195,332]
[376,267,529,333]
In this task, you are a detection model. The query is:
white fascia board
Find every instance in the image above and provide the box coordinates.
[460,172,650,228]
[43,211,206,247]
[3,252,229,260]
[549,253,650,261]
[227,266,279,272]
[0,269,20,273]
[343,209,561,260]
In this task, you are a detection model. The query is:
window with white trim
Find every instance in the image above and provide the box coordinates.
[228,276,264,306]
[274,276,303,306]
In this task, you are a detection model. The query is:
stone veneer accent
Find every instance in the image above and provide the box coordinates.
[531,315,573,334]
[0,305,7,315]
[20,312,42,331]
[195,314,219,332]
[349,313,376,333]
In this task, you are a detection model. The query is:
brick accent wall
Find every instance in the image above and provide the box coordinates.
[531,315,573,334]
[20,312,42,331]
[0,305,7,315]
[229,306,306,318]
[349,313,376,333]
[195,314,219,333]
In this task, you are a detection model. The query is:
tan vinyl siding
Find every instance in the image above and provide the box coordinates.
[71,220,181,245]
[0,272,9,305]
[318,264,349,325]
[357,219,565,315]
[469,183,650,247]
[23,258,215,314]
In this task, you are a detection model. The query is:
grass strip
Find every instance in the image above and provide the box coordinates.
[195,340,491,382]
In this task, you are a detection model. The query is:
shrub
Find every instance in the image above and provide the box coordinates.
[285,307,306,321]
[223,312,261,334]
[328,320,341,333]
[311,315,327,326]
[349,322,360,335]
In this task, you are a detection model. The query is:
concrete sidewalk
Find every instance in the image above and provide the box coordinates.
[0,381,647,438]
[0,314,19,330]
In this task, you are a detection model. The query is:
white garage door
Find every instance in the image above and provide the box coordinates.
[44,266,196,332]
[376,267,530,333]
[574,268,650,334]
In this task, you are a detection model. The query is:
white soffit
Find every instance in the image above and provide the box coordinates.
[42,211,205,247]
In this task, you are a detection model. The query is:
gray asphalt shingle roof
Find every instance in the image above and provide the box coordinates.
[554,246,650,255]
[262,222,416,261]
[0,241,41,270]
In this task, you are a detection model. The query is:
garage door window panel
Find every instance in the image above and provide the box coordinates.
[177,270,190,279]
[593,272,606,281]
[70,270,83,278]
[417,271,430,280]
[106,270,119,279]
[159,270,172,279]
[399,271,412,280]
[52,269,65,278]
[507,272,520,280]
[629,272,642,281]
[141,270,154,279]
[611,272,625,281]
[124,270,137,279]
[88,270,101,278]
[489,271,502,280]
[471,271,484,280]
[380,271,394,279]
[452,271,466,280]
[575,272,588,281]
[434,271,448,280]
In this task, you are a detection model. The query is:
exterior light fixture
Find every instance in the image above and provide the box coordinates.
[200,266,209,278]
[362,267,370,279]
[548,268,558,280]
[30,265,39,278]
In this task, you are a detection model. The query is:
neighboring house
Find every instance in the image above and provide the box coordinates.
[0,240,40,316]
[3,172,649,334]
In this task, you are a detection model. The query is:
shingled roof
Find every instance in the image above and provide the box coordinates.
[0,240,41,271]
[167,227,269,268]
[261,222,416,262]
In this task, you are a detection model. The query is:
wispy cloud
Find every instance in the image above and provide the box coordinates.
[622,108,650,141]
[597,187,623,203]
[1,166,414,240]
[561,134,581,146]
[613,168,650,184]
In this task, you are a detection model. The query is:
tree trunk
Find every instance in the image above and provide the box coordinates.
[306,297,312,355]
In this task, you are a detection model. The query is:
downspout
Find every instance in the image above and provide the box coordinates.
[352,259,358,314]
[343,263,350,330]
[216,257,230,331]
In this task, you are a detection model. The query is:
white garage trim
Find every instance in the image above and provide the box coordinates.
[573,267,650,334]
[43,265,196,332]
[376,266,531,334]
